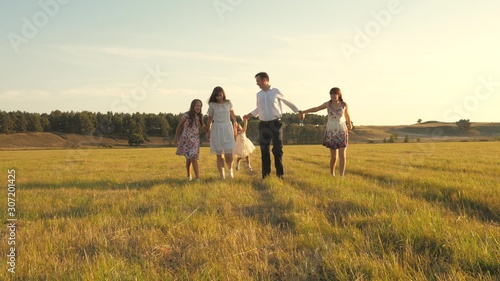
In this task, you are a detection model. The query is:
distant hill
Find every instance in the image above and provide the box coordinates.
[349,122,500,143]
[0,133,168,149]
[1,122,499,149]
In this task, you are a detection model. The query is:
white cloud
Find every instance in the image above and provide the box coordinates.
[59,86,126,98]
[0,90,52,101]
[154,88,206,97]
[57,45,256,64]
[0,91,21,100]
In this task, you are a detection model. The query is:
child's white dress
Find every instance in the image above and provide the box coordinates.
[233,132,255,157]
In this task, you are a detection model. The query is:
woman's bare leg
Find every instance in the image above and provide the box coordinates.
[225,153,234,178]
[330,149,337,176]
[217,154,225,178]
[338,147,347,176]
[192,158,199,179]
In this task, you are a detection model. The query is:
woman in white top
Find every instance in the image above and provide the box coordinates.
[206,86,238,179]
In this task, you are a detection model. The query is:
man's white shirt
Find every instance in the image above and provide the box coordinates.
[250,87,300,121]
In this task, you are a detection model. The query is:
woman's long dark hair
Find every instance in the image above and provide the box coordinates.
[188,99,203,127]
[330,87,344,102]
[208,86,228,103]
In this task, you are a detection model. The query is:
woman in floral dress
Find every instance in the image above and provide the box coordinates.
[299,87,352,176]
[174,99,206,181]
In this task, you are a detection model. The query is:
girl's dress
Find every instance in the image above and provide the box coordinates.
[208,101,235,154]
[233,131,255,158]
[176,113,201,159]
[323,101,349,150]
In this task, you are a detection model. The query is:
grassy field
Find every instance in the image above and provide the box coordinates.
[1,142,499,280]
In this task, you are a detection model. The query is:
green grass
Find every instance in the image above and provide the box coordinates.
[1,142,499,280]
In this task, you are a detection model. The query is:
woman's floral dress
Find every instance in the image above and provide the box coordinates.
[323,101,348,150]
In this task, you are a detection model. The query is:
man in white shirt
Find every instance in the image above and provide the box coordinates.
[243,72,301,179]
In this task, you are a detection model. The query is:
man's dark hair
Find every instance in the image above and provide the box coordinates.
[255,72,269,81]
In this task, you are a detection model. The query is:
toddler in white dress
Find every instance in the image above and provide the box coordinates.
[233,119,255,171]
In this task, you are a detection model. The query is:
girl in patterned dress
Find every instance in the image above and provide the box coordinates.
[174,99,206,181]
[233,118,255,171]
[299,87,352,176]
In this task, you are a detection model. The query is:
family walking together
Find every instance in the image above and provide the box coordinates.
[174,72,352,181]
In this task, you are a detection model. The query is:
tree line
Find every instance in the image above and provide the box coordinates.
[0,110,335,145]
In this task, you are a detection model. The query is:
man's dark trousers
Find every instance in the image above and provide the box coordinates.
[258,119,283,178]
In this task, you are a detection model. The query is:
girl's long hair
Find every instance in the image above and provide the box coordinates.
[330,87,344,102]
[208,86,228,103]
[188,99,203,127]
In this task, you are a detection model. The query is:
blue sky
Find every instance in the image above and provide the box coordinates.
[1,0,499,125]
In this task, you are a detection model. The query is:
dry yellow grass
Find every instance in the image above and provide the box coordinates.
[1,142,499,279]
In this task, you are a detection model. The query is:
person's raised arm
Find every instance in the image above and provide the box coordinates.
[243,112,255,120]
[299,101,328,115]
[233,122,238,140]
[245,92,260,119]
[277,90,300,113]
[242,118,248,133]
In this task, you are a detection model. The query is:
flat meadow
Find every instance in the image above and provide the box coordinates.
[1,142,499,280]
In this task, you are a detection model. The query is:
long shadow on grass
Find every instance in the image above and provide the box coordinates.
[237,178,296,232]
[284,176,379,229]
[25,192,164,220]
[397,162,500,179]
[289,155,324,169]
[287,174,461,275]
[350,169,500,224]
[21,178,193,190]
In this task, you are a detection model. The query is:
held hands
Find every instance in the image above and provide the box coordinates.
[347,121,353,131]
[298,110,305,121]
